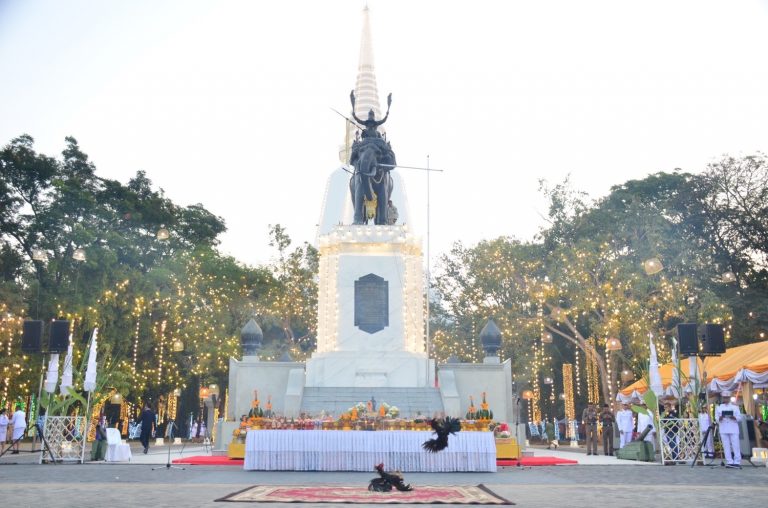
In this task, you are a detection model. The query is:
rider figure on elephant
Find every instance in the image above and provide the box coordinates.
[348,90,396,225]
[350,90,391,140]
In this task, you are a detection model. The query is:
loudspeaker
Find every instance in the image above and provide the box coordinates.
[699,323,725,355]
[49,320,70,353]
[21,320,43,353]
[676,323,699,356]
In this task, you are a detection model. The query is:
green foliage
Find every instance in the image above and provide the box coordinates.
[0,135,315,409]
[434,154,768,412]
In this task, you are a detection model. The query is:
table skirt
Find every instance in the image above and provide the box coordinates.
[243,430,496,472]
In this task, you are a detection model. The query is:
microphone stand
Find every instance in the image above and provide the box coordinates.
[152,421,184,471]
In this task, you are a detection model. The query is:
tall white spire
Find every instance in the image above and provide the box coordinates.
[340,6,384,163]
[353,5,384,123]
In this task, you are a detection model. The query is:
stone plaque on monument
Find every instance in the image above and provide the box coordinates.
[354,273,389,333]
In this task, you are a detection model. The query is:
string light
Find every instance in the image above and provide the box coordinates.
[563,363,575,438]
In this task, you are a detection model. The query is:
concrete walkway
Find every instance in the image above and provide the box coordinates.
[3,440,766,507]
[527,444,658,465]
[0,439,215,466]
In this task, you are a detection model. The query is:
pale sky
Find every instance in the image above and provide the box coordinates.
[2,0,767,268]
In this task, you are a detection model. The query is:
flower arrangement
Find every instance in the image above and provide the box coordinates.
[493,422,511,438]
[466,396,477,420]
[263,395,274,418]
[248,390,263,419]
[478,392,493,420]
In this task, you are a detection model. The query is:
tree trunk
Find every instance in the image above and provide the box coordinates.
[546,319,612,406]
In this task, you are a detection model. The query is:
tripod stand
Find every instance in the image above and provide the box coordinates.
[152,421,184,471]
[690,423,720,468]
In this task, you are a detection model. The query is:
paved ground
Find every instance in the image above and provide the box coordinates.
[1,441,766,507]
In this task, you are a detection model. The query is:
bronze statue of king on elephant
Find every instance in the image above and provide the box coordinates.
[348,90,397,225]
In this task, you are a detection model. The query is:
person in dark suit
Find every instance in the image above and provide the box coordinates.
[139,402,156,454]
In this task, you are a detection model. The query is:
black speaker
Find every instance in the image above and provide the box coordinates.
[676,323,699,356]
[699,323,725,356]
[21,320,43,353]
[49,320,70,353]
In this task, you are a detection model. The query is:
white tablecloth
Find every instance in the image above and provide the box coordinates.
[244,430,496,472]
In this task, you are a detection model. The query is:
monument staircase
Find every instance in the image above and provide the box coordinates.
[300,387,444,419]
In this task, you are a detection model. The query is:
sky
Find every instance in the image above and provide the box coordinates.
[2,0,767,268]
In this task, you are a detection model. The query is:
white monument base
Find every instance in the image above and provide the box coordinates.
[306,351,431,387]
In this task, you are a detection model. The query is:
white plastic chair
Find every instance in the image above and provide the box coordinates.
[105,427,132,462]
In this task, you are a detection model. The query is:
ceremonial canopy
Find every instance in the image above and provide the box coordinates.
[618,340,768,401]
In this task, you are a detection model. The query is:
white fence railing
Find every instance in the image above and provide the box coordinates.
[39,416,87,464]
[659,418,701,464]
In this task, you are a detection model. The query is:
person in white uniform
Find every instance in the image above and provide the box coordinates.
[9,404,26,454]
[697,406,714,458]
[715,392,742,468]
[0,408,8,444]
[636,402,656,452]
[616,403,634,448]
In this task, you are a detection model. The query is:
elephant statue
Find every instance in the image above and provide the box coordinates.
[349,137,396,225]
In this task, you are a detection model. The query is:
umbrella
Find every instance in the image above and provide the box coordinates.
[59,338,74,394]
[648,334,664,396]
[83,328,98,392]
[44,353,60,393]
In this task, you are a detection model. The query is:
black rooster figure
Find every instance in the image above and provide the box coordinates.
[368,463,413,492]
[422,416,462,452]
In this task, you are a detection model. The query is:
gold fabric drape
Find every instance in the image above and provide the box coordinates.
[741,382,754,417]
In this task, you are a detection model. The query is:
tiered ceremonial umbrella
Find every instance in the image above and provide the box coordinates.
[59,339,74,394]
[648,334,663,396]
[81,328,99,464]
[44,354,60,393]
[83,328,98,392]
[689,353,699,386]
[669,341,680,398]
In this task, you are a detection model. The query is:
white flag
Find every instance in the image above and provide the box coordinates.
[44,353,60,393]
[83,328,98,392]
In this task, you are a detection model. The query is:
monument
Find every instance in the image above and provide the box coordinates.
[220,7,516,450]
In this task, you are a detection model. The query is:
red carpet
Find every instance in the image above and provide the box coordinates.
[217,485,512,504]
[173,455,244,466]
[497,456,577,466]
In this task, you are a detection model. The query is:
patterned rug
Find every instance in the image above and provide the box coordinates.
[216,485,513,504]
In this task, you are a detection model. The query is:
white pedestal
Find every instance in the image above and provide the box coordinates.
[307,225,426,388]
[306,350,430,387]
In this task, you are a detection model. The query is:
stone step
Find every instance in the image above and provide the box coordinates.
[300,387,444,419]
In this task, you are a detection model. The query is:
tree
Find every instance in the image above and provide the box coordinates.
[262,225,318,359]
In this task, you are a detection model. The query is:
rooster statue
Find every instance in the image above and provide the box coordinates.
[368,463,413,492]
[422,416,462,452]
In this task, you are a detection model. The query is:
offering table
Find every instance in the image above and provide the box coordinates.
[244,430,496,472]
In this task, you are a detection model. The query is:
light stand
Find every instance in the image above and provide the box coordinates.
[152,420,185,471]
[514,397,523,468]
